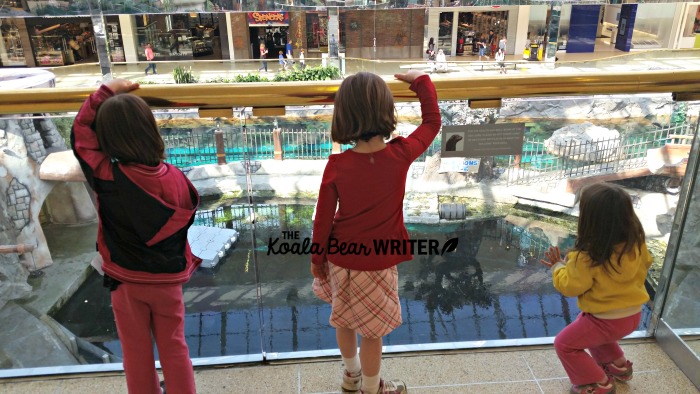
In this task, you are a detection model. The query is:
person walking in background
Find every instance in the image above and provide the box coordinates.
[499,36,507,52]
[169,31,180,54]
[311,69,441,394]
[426,37,436,59]
[426,37,436,71]
[477,33,487,61]
[299,48,306,69]
[144,43,156,75]
[286,50,295,69]
[279,50,287,71]
[286,38,293,59]
[488,29,496,59]
[330,34,338,58]
[71,78,201,394]
[495,48,506,74]
[540,183,652,394]
[258,42,268,72]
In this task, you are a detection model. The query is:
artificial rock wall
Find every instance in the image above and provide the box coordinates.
[0,116,96,308]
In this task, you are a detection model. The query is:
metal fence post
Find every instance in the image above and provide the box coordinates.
[273,127,283,160]
[215,118,226,165]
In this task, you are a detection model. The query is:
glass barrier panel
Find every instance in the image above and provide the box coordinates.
[231,94,687,356]
[660,100,700,359]
[0,110,269,377]
[0,92,696,376]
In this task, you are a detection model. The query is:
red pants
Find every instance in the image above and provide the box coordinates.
[112,282,196,394]
[554,311,641,385]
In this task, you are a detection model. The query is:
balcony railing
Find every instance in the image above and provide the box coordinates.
[0,71,699,380]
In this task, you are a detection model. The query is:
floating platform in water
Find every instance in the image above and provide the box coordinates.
[188,226,239,269]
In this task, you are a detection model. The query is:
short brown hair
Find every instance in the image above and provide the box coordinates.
[95,94,164,166]
[331,72,397,144]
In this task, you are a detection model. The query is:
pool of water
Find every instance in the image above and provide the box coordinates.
[53,204,651,361]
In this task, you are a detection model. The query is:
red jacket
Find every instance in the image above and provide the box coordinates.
[71,85,201,284]
[311,75,441,271]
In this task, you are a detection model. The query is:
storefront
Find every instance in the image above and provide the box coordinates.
[25,17,97,67]
[0,18,28,67]
[135,13,222,62]
[105,16,126,63]
[423,6,516,56]
[248,12,291,60]
[463,11,507,56]
[305,11,328,52]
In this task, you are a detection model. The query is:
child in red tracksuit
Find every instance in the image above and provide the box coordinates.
[71,78,200,394]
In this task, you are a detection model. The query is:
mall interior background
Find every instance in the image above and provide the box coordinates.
[3,2,700,67]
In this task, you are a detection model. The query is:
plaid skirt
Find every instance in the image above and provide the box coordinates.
[313,262,402,339]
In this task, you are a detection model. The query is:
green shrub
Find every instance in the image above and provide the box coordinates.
[173,66,199,84]
[273,65,341,82]
[53,116,76,145]
[233,74,270,83]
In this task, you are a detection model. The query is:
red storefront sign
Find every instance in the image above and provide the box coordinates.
[247,12,289,25]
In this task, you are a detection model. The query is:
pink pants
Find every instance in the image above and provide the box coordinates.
[554,311,641,385]
[111,282,196,394]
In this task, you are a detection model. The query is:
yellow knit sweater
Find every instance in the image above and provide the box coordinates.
[551,243,652,318]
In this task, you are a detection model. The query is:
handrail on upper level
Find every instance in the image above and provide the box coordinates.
[2,70,700,115]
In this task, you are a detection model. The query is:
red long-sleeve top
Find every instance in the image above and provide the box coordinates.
[311,75,441,271]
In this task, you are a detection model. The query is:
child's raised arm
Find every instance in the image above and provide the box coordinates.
[393,71,441,161]
[71,79,139,185]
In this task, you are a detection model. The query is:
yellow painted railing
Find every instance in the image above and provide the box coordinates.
[2,70,700,115]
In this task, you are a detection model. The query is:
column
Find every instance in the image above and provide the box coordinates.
[513,6,530,57]
[119,14,139,63]
[545,3,562,63]
[450,11,459,57]
[90,13,113,81]
[427,8,440,55]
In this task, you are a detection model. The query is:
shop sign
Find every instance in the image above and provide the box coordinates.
[247,12,289,26]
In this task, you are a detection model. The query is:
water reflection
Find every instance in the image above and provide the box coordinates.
[54,203,652,360]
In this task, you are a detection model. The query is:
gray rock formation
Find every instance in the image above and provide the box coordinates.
[544,121,621,162]
[499,95,674,120]
[0,116,97,309]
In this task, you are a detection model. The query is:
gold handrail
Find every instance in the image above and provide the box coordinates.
[2,70,700,115]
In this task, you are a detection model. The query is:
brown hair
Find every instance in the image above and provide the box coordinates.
[331,72,397,144]
[95,94,164,166]
[574,183,645,273]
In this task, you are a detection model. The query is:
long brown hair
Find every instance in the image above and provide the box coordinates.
[330,72,397,144]
[574,183,645,272]
[95,94,165,166]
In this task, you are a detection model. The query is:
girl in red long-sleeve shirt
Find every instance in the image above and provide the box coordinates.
[311,70,441,394]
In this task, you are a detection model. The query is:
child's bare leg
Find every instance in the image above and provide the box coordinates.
[337,327,362,391]
[359,335,383,393]
[359,336,382,375]
[337,326,359,364]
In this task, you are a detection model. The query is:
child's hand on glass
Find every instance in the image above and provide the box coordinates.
[394,70,427,83]
[104,78,139,95]
[540,246,563,269]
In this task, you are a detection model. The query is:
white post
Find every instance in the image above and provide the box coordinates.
[119,14,139,63]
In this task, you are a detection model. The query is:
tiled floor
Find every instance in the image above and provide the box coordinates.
[0,340,697,393]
